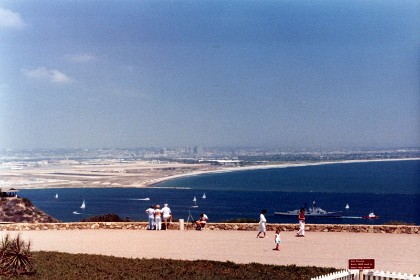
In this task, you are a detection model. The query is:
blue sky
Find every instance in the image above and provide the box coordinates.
[0,0,418,149]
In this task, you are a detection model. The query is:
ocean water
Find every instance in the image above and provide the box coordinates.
[19,160,419,225]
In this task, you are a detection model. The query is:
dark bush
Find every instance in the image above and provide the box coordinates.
[81,213,125,222]
[21,198,33,207]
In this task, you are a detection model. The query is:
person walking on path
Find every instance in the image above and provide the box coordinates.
[145,205,155,230]
[273,228,281,251]
[296,207,305,237]
[256,209,267,238]
[154,205,162,230]
[161,203,172,230]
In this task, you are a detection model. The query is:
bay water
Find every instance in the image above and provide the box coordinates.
[19,160,419,225]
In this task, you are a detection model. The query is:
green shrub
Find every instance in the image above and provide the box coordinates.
[31,251,339,279]
[81,213,125,222]
[0,234,34,276]
[21,198,33,207]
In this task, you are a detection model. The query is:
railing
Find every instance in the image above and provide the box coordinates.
[311,270,354,279]
[312,270,420,280]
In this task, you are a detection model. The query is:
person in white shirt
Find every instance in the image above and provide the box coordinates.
[256,209,267,238]
[145,205,155,230]
[195,213,208,230]
[161,203,172,230]
[154,205,162,230]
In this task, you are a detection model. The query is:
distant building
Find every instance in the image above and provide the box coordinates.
[1,188,19,197]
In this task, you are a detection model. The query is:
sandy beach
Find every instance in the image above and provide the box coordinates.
[1,158,418,191]
[3,229,419,274]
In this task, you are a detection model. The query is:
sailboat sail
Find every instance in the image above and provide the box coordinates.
[192,196,198,208]
[80,200,86,209]
[202,193,206,199]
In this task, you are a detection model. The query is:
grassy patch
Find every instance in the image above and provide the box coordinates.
[12,251,339,279]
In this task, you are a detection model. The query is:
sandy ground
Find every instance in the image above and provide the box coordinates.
[2,229,419,274]
[0,160,219,189]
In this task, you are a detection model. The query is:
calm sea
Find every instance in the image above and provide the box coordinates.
[19,160,419,225]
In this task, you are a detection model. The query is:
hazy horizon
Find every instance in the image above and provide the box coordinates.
[1,144,419,152]
[1,1,419,150]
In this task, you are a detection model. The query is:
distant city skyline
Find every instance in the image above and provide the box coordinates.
[1,1,419,150]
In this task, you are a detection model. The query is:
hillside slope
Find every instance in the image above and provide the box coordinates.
[0,197,60,223]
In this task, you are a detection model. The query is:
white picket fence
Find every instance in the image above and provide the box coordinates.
[311,270,420,280]
[311,270,354,280]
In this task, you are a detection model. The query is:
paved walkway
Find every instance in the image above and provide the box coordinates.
[3,230,419,274]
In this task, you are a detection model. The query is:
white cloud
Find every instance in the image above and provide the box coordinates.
[66,53,97,63]
[0,7,26,29]
[24,67,73,84]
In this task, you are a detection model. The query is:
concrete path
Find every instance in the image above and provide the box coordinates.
[2,230,419,274]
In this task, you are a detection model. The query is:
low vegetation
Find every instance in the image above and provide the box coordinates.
[0,234,34,277]
[80,213,128,222]
[27,251,337,279]
[0,197,59,223]
[0,234,338,279]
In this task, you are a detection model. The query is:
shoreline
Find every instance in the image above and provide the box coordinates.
[3,158,418,226]
[2,157,418,191]
[145,157,420,188]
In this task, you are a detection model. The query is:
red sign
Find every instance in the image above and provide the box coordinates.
[348,259,375,270]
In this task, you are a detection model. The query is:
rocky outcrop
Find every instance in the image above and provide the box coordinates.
[0,197,60,223]
[0,222,418,234]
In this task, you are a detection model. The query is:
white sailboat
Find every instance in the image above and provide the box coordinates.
[80,200,86,209]
[345,203,350,209]
[202,193,206,199]
[55,193,58,199]
[192,196,198,208]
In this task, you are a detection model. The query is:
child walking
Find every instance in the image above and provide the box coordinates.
[273,228,281,251]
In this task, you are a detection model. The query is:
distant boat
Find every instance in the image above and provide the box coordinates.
[73,211,82,215]
[202,193,206,199]
[80,200,86,209]
[55,193,58,199]
[363,212,379,219]
[139,198,150,201]
[274,200,342,217]
[345,203,349,209]
[192,196,198,208]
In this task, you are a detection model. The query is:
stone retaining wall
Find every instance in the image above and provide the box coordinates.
[0,222,418,234]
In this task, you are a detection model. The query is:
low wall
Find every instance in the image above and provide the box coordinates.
[0,222,419,234]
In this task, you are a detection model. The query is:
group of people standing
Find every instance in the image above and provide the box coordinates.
[256,207,306,251]
[145,203,173,230]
